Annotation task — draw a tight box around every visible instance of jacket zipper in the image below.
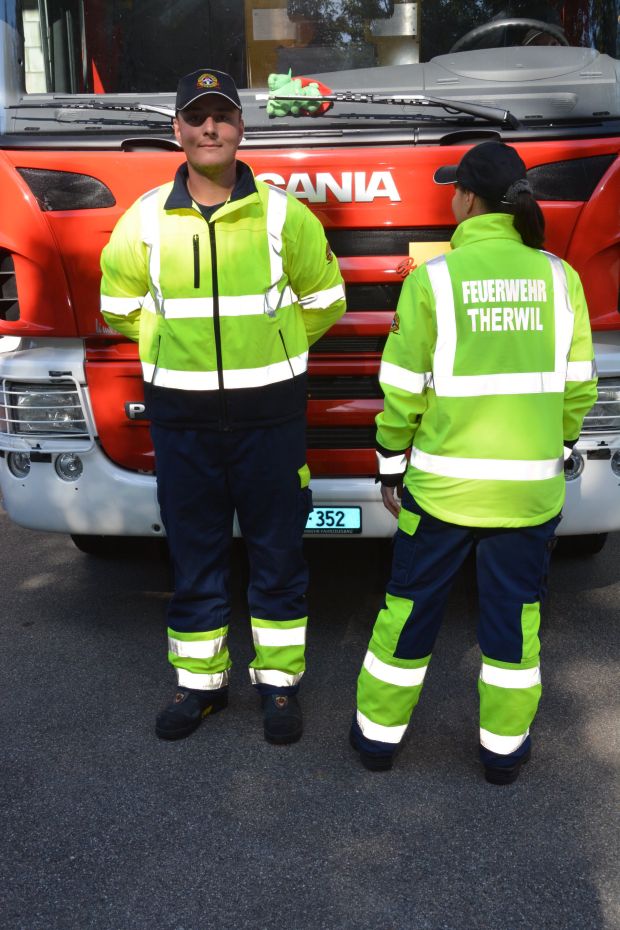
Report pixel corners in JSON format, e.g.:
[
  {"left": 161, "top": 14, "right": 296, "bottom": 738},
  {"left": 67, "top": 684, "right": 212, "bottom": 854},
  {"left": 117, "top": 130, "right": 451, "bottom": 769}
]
[
  {"left": 193, "top": 234, "right": 200, "bottom": 288},
  {"left": 207, "top": 222, "right": 229, "bottom": 428}
]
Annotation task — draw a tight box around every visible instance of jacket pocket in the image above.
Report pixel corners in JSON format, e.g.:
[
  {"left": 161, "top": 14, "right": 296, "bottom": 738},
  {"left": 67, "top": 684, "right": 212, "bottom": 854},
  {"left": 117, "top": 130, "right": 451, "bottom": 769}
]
[
  {"left": 298, "top": 463, "right": 311, "bottom": 489},
  {"left": 398, "top": 507, "right": 421, "bottom": 537}
]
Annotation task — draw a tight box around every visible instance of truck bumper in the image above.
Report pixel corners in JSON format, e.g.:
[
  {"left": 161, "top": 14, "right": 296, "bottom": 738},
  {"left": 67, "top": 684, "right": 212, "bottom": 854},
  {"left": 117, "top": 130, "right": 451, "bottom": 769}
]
[
  {"left": 0, "top": 441, "right": 163, "bottom": 536},
  {"left": 1, "top": 338, "right": 619, "bottom": 539},
  {"left": 0, "top": 441, "right": 396, "bottom": 537},
  {"left": 1, "top": 440, "right": 619, "bottom": 537}
]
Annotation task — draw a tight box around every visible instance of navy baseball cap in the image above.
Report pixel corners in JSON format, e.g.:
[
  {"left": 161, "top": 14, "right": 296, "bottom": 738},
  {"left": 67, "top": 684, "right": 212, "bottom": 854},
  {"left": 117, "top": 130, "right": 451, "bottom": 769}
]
[
  {"left": 175, "top": 69, "right": 241, "bottom": 112},
  {"left": 434, "top": 141, "right": 527, "bottom": 202}
]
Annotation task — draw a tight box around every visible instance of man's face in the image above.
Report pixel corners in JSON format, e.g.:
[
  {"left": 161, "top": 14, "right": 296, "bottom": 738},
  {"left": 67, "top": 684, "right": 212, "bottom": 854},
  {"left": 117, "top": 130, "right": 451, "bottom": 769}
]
[{"left": 173, "top": 96, "right": 244, "bottom": 176}]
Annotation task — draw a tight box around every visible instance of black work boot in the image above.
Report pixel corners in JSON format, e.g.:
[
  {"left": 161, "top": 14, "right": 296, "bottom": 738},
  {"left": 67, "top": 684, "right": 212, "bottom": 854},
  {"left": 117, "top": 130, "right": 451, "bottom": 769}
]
[
  {"left": 349, "top": 727, "right": 394, "bottom": 772},
  {"left": 261, "top": 693, "right": 303, "bottom": 745},
  {"left": 155, "top": 688, "right": 228, "bottom": 740},
  {"left": 484, "top": 745, "right": 531, "bottom": 785}
]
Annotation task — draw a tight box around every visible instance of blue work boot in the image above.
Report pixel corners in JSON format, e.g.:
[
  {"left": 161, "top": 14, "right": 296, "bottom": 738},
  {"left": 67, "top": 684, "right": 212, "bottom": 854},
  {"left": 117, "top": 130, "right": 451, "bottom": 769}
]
[
  {"left": 155, "top": 687, "right": 228, "bottom": 740},
  {"left": 261, "top": 693, "right": 303, "bottom": 744}
]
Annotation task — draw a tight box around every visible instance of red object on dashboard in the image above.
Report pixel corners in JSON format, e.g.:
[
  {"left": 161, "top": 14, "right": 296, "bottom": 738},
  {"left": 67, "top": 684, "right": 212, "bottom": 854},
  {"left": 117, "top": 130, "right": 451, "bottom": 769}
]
[{"left": 298, "top": 77, "right": 333, "bottom": 116}]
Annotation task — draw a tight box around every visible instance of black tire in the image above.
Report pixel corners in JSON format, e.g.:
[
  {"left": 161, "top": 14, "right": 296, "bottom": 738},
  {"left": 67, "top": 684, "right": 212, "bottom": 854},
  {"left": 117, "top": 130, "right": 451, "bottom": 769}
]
[
  {"left": 70, "top": 534, "right": 120, "bottom": 557},
  {"left": 70, "top": 534, "right": 169, "bottom": 559},
  {"left": 555, "top": 533, "right": 608, "bottom": 557}
]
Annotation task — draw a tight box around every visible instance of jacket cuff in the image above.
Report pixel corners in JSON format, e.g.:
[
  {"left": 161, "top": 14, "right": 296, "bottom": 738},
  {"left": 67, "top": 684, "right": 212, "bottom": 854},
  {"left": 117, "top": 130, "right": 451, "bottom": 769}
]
[
  {"left": 375, "top": 472, "right": 404, "bottom": 487},
  {"left": 563, "top": 438, "right": 577, "bottom": 461},
  {"left": 375, "top": 444, "right": 408, "bottom": 485}
]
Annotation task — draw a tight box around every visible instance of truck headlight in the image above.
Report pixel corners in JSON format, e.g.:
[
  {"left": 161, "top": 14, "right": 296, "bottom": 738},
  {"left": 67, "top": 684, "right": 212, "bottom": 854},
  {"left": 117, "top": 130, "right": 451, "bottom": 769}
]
[
  {"left": 583, "top": 379, "right": 620, "bottom": 432},
  {"left": 7, "top": 451, "right": 31, "bottom": 477},
  {"left": 55, "top": 452, "right": 83, "bottom": 481},
  {"left": 8, "top": 382, "right": 88, "bottom": 436},
  {"left": 564, "top": 448, "right": 584, "bottom": 481}
]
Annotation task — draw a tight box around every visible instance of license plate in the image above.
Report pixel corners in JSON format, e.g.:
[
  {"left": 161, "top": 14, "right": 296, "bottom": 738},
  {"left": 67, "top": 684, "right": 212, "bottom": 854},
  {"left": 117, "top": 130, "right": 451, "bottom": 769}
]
[{"left": 305, "top": 506, "right": 362, "bottom": 534}]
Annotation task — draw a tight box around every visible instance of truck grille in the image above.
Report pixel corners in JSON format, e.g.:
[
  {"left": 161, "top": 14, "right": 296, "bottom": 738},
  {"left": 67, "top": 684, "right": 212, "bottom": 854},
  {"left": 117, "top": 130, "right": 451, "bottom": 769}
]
[
  {"left": 308, "top": 375, "right": 381, "bottom": 399},
  {"left": 307, "top": 426, "right": 375, "bottom": 449},
  {"left": 344, "top": 283, "right": 402, "bottom": 312},
  {"left": 328, "top": 227, "right": 455, "bottom": 257},
  {"left": 312, "top": 335, "right": 387, "bottom": 353}
]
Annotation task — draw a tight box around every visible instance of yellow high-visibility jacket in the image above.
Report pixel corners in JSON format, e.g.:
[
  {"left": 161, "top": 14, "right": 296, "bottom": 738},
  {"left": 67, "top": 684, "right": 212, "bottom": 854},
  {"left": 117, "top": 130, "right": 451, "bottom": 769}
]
[
  {"left": 101, "top": 161, "right": 346, "bottom": 428},
  {"left": 377, "top": 213, "right": 597, "bottom": 527}
]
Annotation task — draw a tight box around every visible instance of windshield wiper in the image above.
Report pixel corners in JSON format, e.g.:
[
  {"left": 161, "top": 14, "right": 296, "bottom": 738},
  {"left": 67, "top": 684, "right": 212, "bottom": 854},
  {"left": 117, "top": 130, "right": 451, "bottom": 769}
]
[
  {"left": 12, "top": 101, "right": 174, "bottom": 120},
  {"left": 256, "top": 91, "right": 520, "bottom": 129}
]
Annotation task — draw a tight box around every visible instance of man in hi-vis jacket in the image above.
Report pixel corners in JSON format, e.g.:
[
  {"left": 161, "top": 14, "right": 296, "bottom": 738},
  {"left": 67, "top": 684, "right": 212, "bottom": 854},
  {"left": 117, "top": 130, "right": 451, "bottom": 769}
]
[
  {"left": 101, "top": 69, "right": 345, "bottom": 745},
  {"left": 350, "top": 142, "right": 597, "bottom": 783}
]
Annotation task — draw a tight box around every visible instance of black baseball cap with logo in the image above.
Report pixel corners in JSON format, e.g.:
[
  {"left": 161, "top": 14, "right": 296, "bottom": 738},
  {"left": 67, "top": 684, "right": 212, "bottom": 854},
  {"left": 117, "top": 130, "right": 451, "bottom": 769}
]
[
  {"left": 434, "top": 141, "right": 527, "bottom": 203},
  {"left": 175, "top": 69, "right": 242, "bottom": 112}
]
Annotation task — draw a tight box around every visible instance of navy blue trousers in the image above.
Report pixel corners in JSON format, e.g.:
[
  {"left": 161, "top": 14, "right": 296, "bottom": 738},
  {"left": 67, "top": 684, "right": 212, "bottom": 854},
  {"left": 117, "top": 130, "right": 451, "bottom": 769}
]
[
  {"left": 151, "top": 417, "right": 312, "bottom": 686},
  {"left": 355, "top": 487, "right": 560, "bottom": 766}
]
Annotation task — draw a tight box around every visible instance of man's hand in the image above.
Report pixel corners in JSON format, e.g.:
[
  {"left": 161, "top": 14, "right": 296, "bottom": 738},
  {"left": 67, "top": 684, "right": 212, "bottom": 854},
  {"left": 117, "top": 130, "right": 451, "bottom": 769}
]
[{"left": 381, "top": 482, "right": 403, "bottom": 518}]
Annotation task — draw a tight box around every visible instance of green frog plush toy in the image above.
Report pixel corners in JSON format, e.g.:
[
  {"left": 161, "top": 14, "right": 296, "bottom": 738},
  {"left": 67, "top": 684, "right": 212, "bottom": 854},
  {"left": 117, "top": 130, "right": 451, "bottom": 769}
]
[{"left": 266, "top": 70, "right": 325, "bottom": 117}]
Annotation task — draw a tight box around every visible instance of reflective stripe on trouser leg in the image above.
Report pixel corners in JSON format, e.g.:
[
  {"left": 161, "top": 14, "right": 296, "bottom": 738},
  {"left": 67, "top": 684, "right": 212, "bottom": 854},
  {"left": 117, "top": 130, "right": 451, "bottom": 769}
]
[
  {"left": 168, "top": 626, "right": 231, "bottom": 691},
  {"left": 235, "top": 420, "right": 310, "bottom": 631},
  {"left": 150, "top": 424, "right": 235, "bottom": 637},
  {"left": 355, "top": 492, "right": 472, "bottom": 756},
  {"left": 248, "top": 616, "right": 307, "bottom": 690},
  {"left": 355, "top": 592, "right": 431, "bottom": 752},
  {"left": 231, "top": 417, "right": 311, "bottom": 694},
  {"left": 478, "top": 649, "right": 541, "bottom": 757},
  {"left": 476, "top": 516, "right": 559, "bottom": 766}
]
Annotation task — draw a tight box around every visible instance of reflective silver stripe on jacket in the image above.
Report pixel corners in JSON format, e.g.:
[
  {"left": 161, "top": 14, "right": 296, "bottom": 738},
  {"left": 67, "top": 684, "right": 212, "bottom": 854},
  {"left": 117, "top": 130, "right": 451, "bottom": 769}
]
[
  {"left": 140, "top": 187, "right": 165, "bottom": 314},
  {"left": 425, "top": 253, "right": 575, "bottom": 397},
  {"left": 138, "top": 183, "right": 297, "bottom": 320},
  {"left": 263, "top": 184, "right": 298, "bottom": 315},
  {"left": 377, "top": 451, "right": 408, "bottom": 475},
  {"left": 267, "top": 184, "right": 288, "bottom": 284},
  {"left": 409, "top": 446, "right": 563, "bottom": 481},
  {"left": 546, "top": 250, "right": 576, "bottom": 379},
  {"left": 100, "top": 294, "right": 146, "bottom": 315},
  {"left": 379, "top": 360, "right": 430, "bottom": 395},
  {"left": 161, "top": 293, "right": 295, "bottom": 319},
  {"left": 566, "top": 359, "right": 597, "bottom": 381},
  {"left": 299, "top": 283, "right": 346, "bottom": 310},
  {"left": 479, "top": 727, "right": 529, "bottom": 755},
  {"left": 141, "top": 351, "right": 308, "bottom": 390}
]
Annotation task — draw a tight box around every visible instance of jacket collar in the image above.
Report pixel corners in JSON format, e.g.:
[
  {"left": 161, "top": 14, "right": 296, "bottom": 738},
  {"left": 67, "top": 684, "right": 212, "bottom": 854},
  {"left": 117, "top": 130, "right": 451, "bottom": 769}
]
[
  {"left": 451, "top": 212, "right": 524, "bottom": 250},
  {"left": 164, "top": 160, "right": 257, "bottom": 211}
]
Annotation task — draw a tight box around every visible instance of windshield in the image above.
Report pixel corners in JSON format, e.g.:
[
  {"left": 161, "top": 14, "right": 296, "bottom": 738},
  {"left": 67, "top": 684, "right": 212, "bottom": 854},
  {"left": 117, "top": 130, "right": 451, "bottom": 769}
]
[{"left": 19, "top": 0, "right": 620, "bottom": 95}]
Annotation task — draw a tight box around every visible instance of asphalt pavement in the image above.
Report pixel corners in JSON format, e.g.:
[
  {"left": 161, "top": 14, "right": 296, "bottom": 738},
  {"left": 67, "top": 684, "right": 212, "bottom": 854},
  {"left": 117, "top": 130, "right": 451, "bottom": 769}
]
[{"left": 0, "top": 509, "right": 618, "bottom": 930}]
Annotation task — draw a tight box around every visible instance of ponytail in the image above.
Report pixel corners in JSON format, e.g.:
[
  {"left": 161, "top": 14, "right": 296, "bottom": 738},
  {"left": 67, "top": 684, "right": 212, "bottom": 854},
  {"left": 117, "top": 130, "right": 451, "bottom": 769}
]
[
  {"left": 511, "top": 190, "right": 545, "bottom": 250},
  {"left": 480, "top": 189, "right": 545, "bottom": 249}
]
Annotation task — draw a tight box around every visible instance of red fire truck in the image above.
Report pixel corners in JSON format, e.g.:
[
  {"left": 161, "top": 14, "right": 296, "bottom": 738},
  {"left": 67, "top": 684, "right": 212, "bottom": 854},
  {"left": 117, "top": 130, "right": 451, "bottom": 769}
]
[{"left": 0, "top": 1, "right": 618, "bottom": 555}]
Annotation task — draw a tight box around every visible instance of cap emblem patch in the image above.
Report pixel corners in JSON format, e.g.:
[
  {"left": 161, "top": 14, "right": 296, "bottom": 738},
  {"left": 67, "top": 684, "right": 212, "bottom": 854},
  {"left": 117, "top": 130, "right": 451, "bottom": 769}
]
[{"left": 197, "top": 73, "right": 220, "bottom": 90}]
